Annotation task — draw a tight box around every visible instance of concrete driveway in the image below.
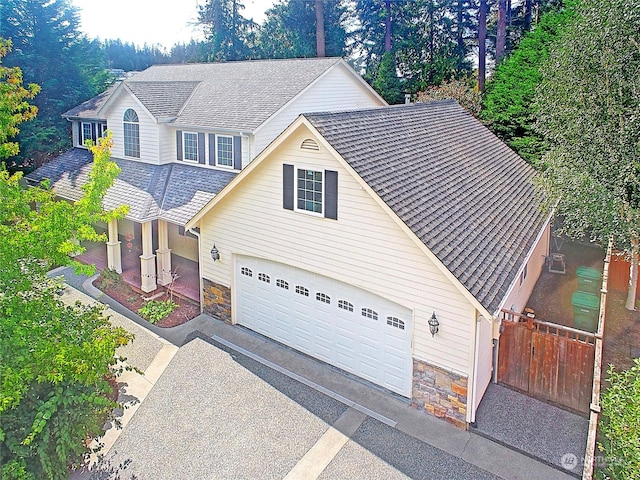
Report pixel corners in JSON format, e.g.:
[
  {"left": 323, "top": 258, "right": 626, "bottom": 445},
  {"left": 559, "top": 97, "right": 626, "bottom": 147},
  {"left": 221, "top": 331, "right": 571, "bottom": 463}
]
[
  {"left": 62, "top": 280, "right": 574, "bottom": 480},
  {"left": 79, "top": 338, "right": 500, "bottom": 480}
]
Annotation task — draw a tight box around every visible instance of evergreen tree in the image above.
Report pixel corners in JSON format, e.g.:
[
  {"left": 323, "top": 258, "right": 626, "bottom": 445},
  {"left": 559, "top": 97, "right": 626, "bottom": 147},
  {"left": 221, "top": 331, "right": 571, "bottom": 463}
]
[
  {"left": 372, "top": 51, "right": 403, "bottom": 104},
  {"left": 0, "top": 0, "right": 108, "bottom": 170},
  {"left": 481, "top": 5, "right": 572, "bottom": 166},
  {"left": 197, "top": 0, "right": 258, "bottom": 61},
  {"left": 257, "top": 0, "right": 348, "bottom": 59}
]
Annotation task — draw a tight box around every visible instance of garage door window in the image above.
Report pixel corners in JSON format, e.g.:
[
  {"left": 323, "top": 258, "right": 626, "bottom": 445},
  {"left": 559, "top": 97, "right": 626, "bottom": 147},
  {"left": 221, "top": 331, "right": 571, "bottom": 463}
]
[
  {"left": 241, "top": 267, "right": 252, "bottom": 277},
  {"left": 362, "top": 308, "right": 378, "bottom": 320},
  {"left": 258, "top": 273, "right": 270, "bottom": 283},
  {"left": 295, "top": 285, "right": 309, "bottom": 297},
  {"left": 276, "top": 279, "right": 289, "bottom": 289},
  {"left": 338, "top": 300, "right": 353, "bottom": 312},
  {"left": 386, "top": 316, "right": 405, "bottom": 330},
  {"left": 316, "top": 292, "right": 331, "bottom": 304}
]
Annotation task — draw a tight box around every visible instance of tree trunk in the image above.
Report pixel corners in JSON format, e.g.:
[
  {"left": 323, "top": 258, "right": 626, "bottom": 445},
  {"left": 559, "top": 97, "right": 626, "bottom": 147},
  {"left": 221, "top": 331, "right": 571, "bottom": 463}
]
[
  {"left": 496, "top": 0, "right": 507, "bottom": 63},
  {"left": 315, "top": 0, "right": 325, "bottom": 57},
  {"left": 524, "top": 0, "right": 532, "bottom": 30},
  {"left": 384, "top": 0, "right": 392, "bottom": 53},
  {"left": 478, "top": 0, "right": 487, "bottom": 91},
  {"left": 625, "top": 234, "right": 639, "bottom": 310}
]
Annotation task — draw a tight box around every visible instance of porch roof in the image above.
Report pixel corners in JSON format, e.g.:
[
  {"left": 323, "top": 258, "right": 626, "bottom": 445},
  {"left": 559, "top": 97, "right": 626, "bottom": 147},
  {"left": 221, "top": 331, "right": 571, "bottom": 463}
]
[{"left": 26, "top": 148, "right": 237, "bottom": 226}]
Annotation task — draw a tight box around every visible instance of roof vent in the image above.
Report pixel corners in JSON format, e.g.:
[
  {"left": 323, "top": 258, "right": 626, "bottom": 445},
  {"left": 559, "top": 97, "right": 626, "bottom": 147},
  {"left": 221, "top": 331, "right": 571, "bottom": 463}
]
[{"left": 300, "top": 138, "right": 320, "bottom": 151}]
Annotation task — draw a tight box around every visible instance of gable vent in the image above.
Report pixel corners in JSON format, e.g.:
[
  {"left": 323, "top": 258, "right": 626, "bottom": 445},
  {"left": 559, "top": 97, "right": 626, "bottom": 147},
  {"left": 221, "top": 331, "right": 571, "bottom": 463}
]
[{"left": 300, "top": 138, "right": 320, "bottom": 151}]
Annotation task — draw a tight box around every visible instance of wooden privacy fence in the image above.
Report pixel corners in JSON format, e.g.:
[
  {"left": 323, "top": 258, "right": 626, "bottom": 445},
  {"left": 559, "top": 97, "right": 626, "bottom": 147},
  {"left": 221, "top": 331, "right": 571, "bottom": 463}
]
[
  {"left": 497, "top": 312, "right": 595, "bottom": 414},
  {"left": 582, "top": 239, "right": 611, "bottom": 480}
]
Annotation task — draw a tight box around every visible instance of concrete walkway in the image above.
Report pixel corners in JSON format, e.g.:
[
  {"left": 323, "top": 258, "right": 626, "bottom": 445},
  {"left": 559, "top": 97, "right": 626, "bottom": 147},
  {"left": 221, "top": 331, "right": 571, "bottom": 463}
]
[{"left": 54, "top": 268, "right": 576, "bottom": 480}]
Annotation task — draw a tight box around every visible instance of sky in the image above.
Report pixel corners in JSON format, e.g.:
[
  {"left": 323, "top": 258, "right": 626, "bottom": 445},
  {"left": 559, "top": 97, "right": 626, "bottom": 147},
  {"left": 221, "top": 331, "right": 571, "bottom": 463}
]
[{"left": 72, "top": 0, "right": 276, "bottom": 50}]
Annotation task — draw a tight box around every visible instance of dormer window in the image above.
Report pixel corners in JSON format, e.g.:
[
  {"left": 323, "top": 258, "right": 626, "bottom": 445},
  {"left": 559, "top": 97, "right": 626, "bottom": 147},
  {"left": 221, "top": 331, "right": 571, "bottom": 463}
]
[
  {"left": 80, "top": 121, "right": 107, "bottom": 147},
  {"left": 182, "top": 132, "right": 199, "bottom": 162},
  {"left": 123, "top": 109, "right": 140, "bottom": 158},
  {"left": 216, "top": 135, "right": 234, "bottom": 167}
]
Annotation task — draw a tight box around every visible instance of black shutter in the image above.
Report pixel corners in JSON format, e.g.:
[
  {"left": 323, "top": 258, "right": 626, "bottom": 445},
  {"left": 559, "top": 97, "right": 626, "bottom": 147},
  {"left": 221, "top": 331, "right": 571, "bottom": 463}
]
[
  {"left": 283, "top": 164, "right": 294, "bottom": 211},
  {"left": 198, "top": 132, "right": 206, "bottom": 164},
  {"left": 176, "top": 130, "right": 183, "bottom": 161},
  {"left": 324, "top": 170, "right": 338, "bottom": 220},
  {"left": 208, "top": 134, "right": 215, "bottom": 165},
  {"left": 91, "top": 123, "right": 97, "bottom": 142},
  {"left": 233, "top": 135, "right": 242, "bottom": 170}
]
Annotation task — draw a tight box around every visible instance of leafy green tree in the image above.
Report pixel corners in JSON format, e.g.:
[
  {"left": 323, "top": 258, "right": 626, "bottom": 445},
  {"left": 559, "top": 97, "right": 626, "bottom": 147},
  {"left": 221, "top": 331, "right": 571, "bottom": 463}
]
[
  {"left": 0, "top": 38, "right": 39, "bottom": 160},
  {"left": 0, "top": 134, "right": 132, "bottom": 479},
  {"left": 417, "top": 76, "right": 481, "bottom": 116},
  {"left": 598, "top": 360, "right": 640, "bottom": 479},
  {"left": 481, "top": 5, "right": 572, "bottom": 166},
  {"left": 0, "top": 0, "right": 109, "bottom": 170},
  {"left": 534, "top": 0, "right": 640, "bottom": 309},
  {"left": 257, "top": 0, "right": 348, "bottom": 59}
]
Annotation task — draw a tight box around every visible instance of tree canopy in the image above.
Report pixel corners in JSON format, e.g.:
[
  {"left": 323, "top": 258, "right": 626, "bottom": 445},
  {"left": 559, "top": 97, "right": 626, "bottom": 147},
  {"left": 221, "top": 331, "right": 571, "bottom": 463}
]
[
  {"left": 0, "top": 38, "right": 39, "bottom": 160},
  {"left": 0, "top": 133, "right": 131, "bottom": 479},
  {"left": 534, "top": 0, "right": 640, "bottom": 308},
  {"left": 481, "top": 4, "right": 572, "bottom": 166}
]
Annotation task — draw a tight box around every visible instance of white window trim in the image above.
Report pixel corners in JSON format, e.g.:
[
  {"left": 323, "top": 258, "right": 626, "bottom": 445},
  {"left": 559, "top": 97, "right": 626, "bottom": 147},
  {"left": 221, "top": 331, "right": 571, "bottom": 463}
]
[
  {"left": 123, "top": 110, "right": 140, "bottom": 158},
  {"left": 182, "top": 131, "right": 199, "bottom": 163},
  {"left": 81, "top": 122, "right": 92, "bottom": 146},
  {"left": 294, "top": 167, "right": 324, "bottom": 217},
  {"left": 215, "top": 134, "right": 234, "bottom": 168}
]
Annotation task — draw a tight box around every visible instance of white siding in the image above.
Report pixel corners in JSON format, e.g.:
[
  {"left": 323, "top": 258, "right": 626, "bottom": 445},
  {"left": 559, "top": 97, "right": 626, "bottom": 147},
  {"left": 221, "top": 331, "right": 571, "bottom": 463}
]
[
  {"left": 471, "top": 315, "right": 493, "bottom": 421},
  {"left": 252, "top": 63, "right": 385, "bottom": 162},
  {"left": 500, "top": 222, "right": 550, "bottom": 317},
  {"left": 199, "top": 125, "right": 476, "bottom": 375},
  {"left": 106, "top": 93, "right": 160, "bottom": 163}
]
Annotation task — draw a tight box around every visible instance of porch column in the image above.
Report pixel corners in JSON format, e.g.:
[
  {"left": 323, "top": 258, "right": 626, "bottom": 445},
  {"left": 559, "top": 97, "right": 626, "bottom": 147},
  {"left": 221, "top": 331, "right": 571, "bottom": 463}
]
[
  {"left": 156, "top": 220, "right": 172, "bottom": 286},
  {"left": 106, "top": 218, "right": 122, "bottom": 273},
  {"left": 139, "top": 221, "right": 157, "bottom": 292}
]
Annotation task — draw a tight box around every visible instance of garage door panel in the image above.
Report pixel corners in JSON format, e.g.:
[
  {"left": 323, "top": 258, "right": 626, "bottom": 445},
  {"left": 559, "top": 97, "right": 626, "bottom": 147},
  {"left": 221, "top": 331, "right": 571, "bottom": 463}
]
[{"left": 235, "top": 256, "right": 413, "bottom": 397}]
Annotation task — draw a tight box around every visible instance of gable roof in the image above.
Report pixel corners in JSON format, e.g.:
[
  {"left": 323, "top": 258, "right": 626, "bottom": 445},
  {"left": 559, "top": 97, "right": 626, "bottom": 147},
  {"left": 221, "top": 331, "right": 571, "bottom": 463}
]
[
  {"left": 63, "top": 58, "right": 375, "bottom": 131},
  {"left": 63, "top": 84, "right": 119, "bottom": 119},
  {"left": 304, "top": 101, "right": 548, "bottom": 314},
  {"left": 26, "top": 149, "right": 237, "bottom": 226},
  {"left": 125, "top": 81, "right": 201, "bottom": 118}
]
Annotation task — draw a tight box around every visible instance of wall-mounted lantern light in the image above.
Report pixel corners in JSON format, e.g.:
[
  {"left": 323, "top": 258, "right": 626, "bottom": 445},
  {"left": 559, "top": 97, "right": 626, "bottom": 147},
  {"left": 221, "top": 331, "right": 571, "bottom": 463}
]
[
  {"left": 428, "top": 311, "right": 439, "bottom": 337},
  {"left": 210, "top": 244, "right": 220, "bottom": 262}
]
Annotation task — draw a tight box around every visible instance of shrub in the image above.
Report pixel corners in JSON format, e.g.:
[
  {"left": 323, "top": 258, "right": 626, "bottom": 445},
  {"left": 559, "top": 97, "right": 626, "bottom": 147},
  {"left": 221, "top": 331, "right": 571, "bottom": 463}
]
[
  {"left": 137, "top": 299, "right": 177, "bottom": 324},
  {"left": 597, "top": 358, "right": 640, "bottom": 479}
]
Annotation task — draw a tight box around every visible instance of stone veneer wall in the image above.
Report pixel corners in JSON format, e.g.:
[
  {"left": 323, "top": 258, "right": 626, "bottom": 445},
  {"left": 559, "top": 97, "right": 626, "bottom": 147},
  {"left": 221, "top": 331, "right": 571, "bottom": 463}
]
[
  {"left": 202, "top": 278, "right": 232, "bottom": 324},
  {"left": 412, "top": 358, "right": 468, "bottom": 429}
]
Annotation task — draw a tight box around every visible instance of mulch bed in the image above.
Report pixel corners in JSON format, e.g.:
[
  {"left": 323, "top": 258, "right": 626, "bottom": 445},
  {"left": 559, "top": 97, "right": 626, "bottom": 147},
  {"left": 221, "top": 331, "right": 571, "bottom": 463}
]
[{"left": 93, "top": 273, "right": 199, "bottom": 328}]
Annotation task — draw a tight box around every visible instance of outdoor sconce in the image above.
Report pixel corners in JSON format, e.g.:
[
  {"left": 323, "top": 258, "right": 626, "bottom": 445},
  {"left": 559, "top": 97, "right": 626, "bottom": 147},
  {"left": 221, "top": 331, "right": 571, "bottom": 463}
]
[
  {"left": 428, "top": 312, "right": 439, "bottom": 337},
  {"left": 210, "top": 244, "right": 220, "bottom": 262}
]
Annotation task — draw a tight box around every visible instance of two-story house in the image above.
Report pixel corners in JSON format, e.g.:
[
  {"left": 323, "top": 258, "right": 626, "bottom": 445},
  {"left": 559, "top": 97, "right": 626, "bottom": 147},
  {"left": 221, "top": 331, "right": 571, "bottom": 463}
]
[{"left": 27, "top": 58, "right": 386, "bottom": 296}]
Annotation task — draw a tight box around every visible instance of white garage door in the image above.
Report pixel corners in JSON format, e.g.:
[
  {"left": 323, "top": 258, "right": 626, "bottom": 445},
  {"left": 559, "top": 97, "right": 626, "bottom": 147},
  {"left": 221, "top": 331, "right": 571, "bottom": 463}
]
[{"left": 235, "top": 256, "right": 413, "bottom": 396}]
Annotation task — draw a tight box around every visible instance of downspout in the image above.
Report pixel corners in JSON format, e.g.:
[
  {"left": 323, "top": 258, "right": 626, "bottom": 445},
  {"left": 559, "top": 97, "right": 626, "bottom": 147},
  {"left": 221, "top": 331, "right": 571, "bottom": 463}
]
[{"left": 187, "top": 226, "right": 205, "bottom": 312}]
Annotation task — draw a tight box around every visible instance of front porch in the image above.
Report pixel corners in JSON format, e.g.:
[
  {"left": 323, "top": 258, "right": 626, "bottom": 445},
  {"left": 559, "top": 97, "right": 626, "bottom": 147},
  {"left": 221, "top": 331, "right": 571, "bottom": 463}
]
[{"left": 75, "top": 240, "right": 200, "bottom": 304}]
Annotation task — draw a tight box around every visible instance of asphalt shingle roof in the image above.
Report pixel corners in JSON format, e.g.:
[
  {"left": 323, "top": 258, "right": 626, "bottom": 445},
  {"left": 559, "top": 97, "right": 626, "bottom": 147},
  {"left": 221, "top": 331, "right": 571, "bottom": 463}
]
[
  {"left": 305, "top": 101, "right": 548, "bottom": 314},
  {"left": 125, "top": 81, "right": 201, "bottom": 118},
  {"left": 63, "top": 84, "right": 118, "bottom": 119},
  {"left": 64, "top": 58, "right": 343, "bottom": 130},
  {"left": 26, "top": 149, "right": 237, "bottom": 226}
]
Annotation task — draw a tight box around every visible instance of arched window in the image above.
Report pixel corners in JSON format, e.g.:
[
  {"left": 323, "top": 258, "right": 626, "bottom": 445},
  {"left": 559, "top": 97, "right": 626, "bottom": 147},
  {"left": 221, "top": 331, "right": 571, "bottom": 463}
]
[{"left": 123, "top": 109, "right": 140, "bottom": 158}]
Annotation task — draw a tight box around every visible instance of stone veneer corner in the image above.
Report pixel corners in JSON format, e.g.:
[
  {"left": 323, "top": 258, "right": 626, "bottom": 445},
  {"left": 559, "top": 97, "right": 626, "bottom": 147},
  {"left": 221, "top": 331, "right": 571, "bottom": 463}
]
[
  {"left": 412, "top": 358, "right": 468, "bottom": 429},
  {"left": 202, "top": 278, "right": 232, "bottom": 324}
]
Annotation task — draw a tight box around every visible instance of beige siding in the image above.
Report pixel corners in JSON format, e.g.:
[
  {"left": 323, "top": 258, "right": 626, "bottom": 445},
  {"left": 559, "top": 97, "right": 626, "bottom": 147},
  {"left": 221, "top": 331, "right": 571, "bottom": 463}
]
[
  {"left": 168, "top": 223, "right": 198, "bottom": 261},
  {"left": 500, "top": 222, "right": 550, "bottom": 317},
  {"left": 252, "top": 64, "right": 385, "bottom": 161},
  {"left": 107, "top": 93, "right": 160, "bottom": 163},
  {"left": 199, "top": 125, "right": 475, "bottom": 375}
]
